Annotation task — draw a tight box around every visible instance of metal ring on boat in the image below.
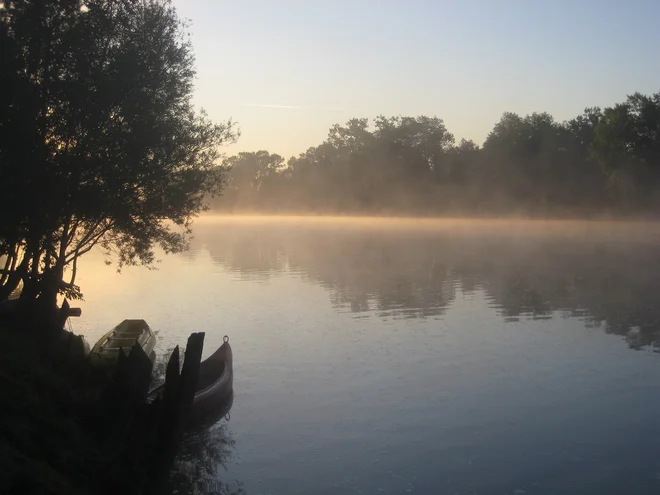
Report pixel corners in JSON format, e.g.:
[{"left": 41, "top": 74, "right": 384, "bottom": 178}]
[
  {"left": 223, "top": 335, "right": 229, "bottom": 343},
  {"left": 225, "top": 412, "right": 231, "bottom": 421}
]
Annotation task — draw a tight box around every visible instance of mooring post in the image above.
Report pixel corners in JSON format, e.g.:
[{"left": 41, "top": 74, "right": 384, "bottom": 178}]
[
  {"left": 56, "top": 299, "right": 70, "bottom": 329},
  {"left": 147, "top": 333, "right": 205, "bottom": 495},
  {"left": 179, "top": 332, "right": 205, "bottom": 424}
]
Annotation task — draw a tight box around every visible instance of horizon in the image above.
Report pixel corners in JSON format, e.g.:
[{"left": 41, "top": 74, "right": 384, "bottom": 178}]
[{"left": 173, "top": 0, "right": 660, "bottom": 159}]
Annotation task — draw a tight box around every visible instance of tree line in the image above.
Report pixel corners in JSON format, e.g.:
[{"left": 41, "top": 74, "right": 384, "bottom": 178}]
[{"left": 212, "top": 92, "right": 660, "bottom": 217}]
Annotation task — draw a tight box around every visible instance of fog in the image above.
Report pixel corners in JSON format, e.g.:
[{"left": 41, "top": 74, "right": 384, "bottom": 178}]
[
  {"left": 3, "top": 3, "right": 658, "bottom": 494},
  {"left": 208, "top": 95, "right": 660, "bottom": 219},
  {"left": 190, "top": 215, "right": 660, "bottom": 353},
  {"left": 198, "top": 213, "right": 660, "bottom": 241}
]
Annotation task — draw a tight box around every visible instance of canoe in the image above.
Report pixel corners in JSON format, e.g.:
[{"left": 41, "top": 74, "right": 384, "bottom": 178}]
[
  {"left": 191, "top": 336, "right": 233, "bottom": 421},
  {"left": 89, "top": 319, "right": 157, "bottom": 368},
  {"left": 188, "top": 390, "right": 234, "bottom": 433},
  {"left": 148, "top": 335, "right": 233, "bottom": 423}
]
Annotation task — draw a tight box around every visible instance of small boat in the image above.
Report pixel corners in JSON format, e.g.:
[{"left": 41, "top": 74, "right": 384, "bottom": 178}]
[
  {"left": 89, "top": 319, "right": 157, "bottom": 368},
  {"left": 148, "top": 336, "right": 233, "bottom": 423},
  {"left": 191, "top": 336, "right": 233, "bottom": 421},
  {"left": 188, "top": 391, "right": 234, "bottom": 433}
]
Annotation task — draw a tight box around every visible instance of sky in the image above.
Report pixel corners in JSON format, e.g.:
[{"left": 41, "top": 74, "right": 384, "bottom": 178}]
[{"left": 173, "top": 0, "right": 660, "bottom": 160}]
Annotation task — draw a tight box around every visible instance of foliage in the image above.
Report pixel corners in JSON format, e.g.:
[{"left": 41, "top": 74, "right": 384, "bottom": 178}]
[
  {"left": 211, "top": 91, "right": 660, "bottom": 216},
  {"left": 0, "top": 0, "right": 238, "bottom": 306},
  {"left": 220, "top": 151, "right": 285, "bottom": 210}
]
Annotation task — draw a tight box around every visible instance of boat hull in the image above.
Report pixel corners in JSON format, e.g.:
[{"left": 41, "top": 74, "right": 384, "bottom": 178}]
[
  {"left": 190, "top": 340, "right": 233, "bottom": 422},
  {"left": 147, "top": 338, "right": 234, "bottom": 424},
  {"left": 89, "top": 319, "right": 156, "bottom": 369}
]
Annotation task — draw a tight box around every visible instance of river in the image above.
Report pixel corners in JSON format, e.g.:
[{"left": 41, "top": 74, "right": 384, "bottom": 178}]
[{"left": 74, "top": 216, "right": 660, "bottom": 495}]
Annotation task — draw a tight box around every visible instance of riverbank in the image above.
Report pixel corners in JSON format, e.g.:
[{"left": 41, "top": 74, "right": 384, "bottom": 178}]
[
  {"left": 0, "top": 316, "right": 182, "bottom": 495},
  {"left": 0, "top": 320, "right": 108, "bottom": 494}
]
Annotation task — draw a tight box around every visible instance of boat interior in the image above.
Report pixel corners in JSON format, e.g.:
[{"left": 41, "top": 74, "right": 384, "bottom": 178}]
[
  {"left": 102, "top": 320, "right": 150, "bottom": 348},
  {"left": 104, "top": 337, "right": 142, "bottom": 349},
  {"left": 196, "top": 359, "right": 227, "bottom": 391}
]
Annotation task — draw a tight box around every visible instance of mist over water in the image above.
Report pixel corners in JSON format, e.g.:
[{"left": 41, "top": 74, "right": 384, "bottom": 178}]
[
  {"left": 5, "top": 1, "right": 660, "bottom": 492},
  {"left": 189, "top": 215, "right": 660, "bottom": 348},
  {"left": 75, "top": 216, "right": 660, "bottom": 494}
]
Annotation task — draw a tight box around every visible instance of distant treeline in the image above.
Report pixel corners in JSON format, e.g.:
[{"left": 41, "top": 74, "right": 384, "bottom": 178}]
[{"left": 210, "top": 91, "right": 660, "bottom": 216}]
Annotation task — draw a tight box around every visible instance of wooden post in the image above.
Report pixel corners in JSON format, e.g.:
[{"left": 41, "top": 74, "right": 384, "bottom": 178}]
[
  {"left": 163, "top": 345, "right": 181, "bottom": 404},
  {"left": 99, "top": 344, "right": 153, "bottom": 442},
  {"left": 146, "top": 333, "right": 205, "bottom": 495},
  {"left": 88, "top": 332, "right": 210, "bottom": 495},
  {"left": 56, "top": 299, "right": 70, "bottom": 329},
  {"left": 93, "top": 343, "right": 154, "bottom": 495},
  {"left": 179, "top": 332, "right": 205, "bottom": 425}
]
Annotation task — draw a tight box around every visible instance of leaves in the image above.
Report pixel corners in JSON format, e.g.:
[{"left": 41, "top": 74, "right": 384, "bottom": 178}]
[{"left": 0, "top": 0, "right": 238, "bottom": 303}]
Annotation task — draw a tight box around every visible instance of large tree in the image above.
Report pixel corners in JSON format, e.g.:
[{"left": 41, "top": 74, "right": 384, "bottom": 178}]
[
  {"left": 0, "top": 0, "right": 238, "bottom": 309},
  {"left": 218, "top": 151, "right": 285, "bottom": 209},
  {"left": 591, "top": 93, "right": 660, "bottom": 207}
]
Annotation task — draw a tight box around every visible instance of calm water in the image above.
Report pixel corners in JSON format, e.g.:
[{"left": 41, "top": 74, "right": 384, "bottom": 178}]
[{"left": 74, "top": 217, "right": 660, "bottom": 495}]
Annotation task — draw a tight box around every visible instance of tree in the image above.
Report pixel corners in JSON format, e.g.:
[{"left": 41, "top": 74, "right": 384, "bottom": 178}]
[
  {"left": 566, "top": 107, "right": 602, "bottom": 149},
  {"left": 482, "top": 112, "right": 583, "bottom": 209},
  {"left": 591, "top": 93, "right": 660, "bottom": 207},
  {"left": 0, "top": 0, "right": 238, "bottom": 310},
  {"left": 218, "top": 151, "right": 285, "bottom": 209},
  {"left": 208, "top": 91, "right": 660, "bottom": 217}
]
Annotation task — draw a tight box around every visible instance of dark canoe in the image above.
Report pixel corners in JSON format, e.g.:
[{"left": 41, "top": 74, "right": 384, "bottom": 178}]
[
  {"left": 191, "top": 336, "right": 233, "bottom": 421},
  {"left": 148, "top": 336, "right": 233, "bottom": 423},
  {"left": 189, "top": 390, "right": 234, "bottom": 432}
]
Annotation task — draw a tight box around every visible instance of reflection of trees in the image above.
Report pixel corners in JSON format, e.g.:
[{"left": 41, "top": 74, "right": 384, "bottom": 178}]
[
  {"left": 190, "top": 227, "right": 287, "bottom": 280},
  {"left": 471, "top": 239, "right": 660, "bottom": 351},
  {"left": 195, "top": 224, "right": 460, "bottom": 317},
  {"left": 167, "top": 418, "right": 244, "bottom": 495},
  {"left": 286, "top": 232, "right": 459, "bottom": 318},
  {"left": 152, "top": 352, "right": 241, "bottom": 495},
  {"left": 191, "top": 221, "right": 660, "bottom": 352}
]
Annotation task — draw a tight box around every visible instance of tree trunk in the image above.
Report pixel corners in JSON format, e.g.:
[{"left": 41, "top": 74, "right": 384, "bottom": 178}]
[
  {"left": 0, "top": 245, "right": 19, "bottom": 286},
  {"left": 19, "top": 241, "right": 43, "bottom": 303},
  {"left": 70, "top": 252, "right": 79, "bottom": 287},
  {"left": 36, "top": 227, "right": 70, "bottom": 313},
  {"left": 0, "top": 253, "right": 27, "bottom": 302},
  {"left": 38, "top": 259, "right": 64, "bottom": 314}
]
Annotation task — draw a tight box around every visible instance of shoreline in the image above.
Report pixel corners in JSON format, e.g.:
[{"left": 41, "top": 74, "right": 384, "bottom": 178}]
[
  {"left": 198, "top": 211, "right": 660, "bottom": 225},
  {"left": 0, "top": 315, "right": 201, "bottom": 495}
]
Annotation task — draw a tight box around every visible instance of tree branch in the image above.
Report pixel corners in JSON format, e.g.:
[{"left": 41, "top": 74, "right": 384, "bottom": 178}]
[
  {"left": 66, "top": 224, "right": 113, "bottom": 263},
  {"left": 64, "top": 219, "right": 106, "bottom": 261},
  {"left": 0, "top": 247, "right": 16, "bottom": 286}
]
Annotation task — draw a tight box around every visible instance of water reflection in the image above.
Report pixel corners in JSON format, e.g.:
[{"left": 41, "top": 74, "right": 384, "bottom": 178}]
[
  {"left": 167, "top": 405, "right": 244, "bottom": 495},
  {"left": 189, "top": 219, "right": 660, "bottom": 352},
  {"left": 199, "top": 228, "right": 288, "bottom": 281},
  {"left": 152, "top": 353, "right": 240, "bottom": 495}
]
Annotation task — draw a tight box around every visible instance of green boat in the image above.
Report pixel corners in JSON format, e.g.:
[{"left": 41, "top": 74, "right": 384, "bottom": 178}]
[{"left": 89, "top": 319, "right": 157, "bottom": 368}]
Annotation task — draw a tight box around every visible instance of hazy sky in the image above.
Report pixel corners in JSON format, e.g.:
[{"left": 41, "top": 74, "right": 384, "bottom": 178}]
[{"left": 173, "top": 0, "right": 660, "bottom": 159}]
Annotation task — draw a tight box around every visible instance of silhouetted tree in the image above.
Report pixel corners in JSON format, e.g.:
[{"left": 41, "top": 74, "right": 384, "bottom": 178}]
[
  {"left": 0, "top": 0, "right": 238, "bottom": 309},
  {"left": 592, "top": 92, "right": 660, "bottom": 208},
  {"left": 218, "top": 151, "right": 284, "bottom": 210}
]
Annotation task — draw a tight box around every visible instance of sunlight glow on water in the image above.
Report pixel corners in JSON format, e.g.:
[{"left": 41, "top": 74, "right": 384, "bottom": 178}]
[{"left": 73, "top": 217, "right": 660, "bottom": 495}]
